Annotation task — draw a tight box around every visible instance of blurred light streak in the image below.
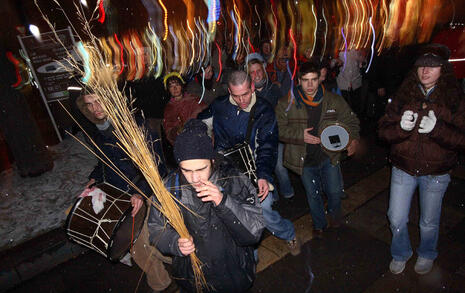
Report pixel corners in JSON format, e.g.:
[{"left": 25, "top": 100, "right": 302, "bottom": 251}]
[
  {"left": 131, "top": 32, "right": 146, "bottom": 80},
  {"left": 5, "top": 51, "right": 22, "bottom": 88},
  {"left": 268, "top": 2, "right": 278, "bottom": 63},
  {"left": 355, "top": 0, "right": 366, "bottom": 49},
  {"left": 248, "top": 37, "right": 255, "bottom": 53},
  {"left": 289, "top": 28, "right": 297, "bottom": 80},
  {"left": 365, "top": 17, "right": 375, "bottom": 73},
  {"left": 200, "top": 20, "right": 210, "bottom": 67},
  {"left": 341, "top": 0, "right": 350, "bottom": 51},
  {"left": 310, "top": 4, "right": 317, "bottom": 57},
  {"left": 377, "top": 0, "right": 389, "bottom": 54},
  {"left": 187, "top": 20, "right": 196, "bottom": 67},
  {"left": 214, "top": 41, "right": 223, "bottom": 82},
  {"left": 194, "top": 18, "right": 203, "bottom": 65},
  {"left": 147, "top": 23, "right": 163, "bottom": 78},
  {"left": 230, "top": 9, "right": 239, "bottom": 60},
  {"left": 158, "top": 0, "right": 168, "bottom": 41},
  {"left": 207, "top": 0, "right": 221, "bottom": 23},
  {"left": 199, "top": 66, "right": 206, "bottom": 104},
  {"left": 321, "top": 7, "right": 328, "bottom": 58},
  {"left": 177, "top": 24, "right": 190, "bottom": 75},
  {"left": 169, "top": 25, "right": 179, "bottom": 71},
  {"left": 362, "top": 0, "right": 374, "bottom": 49},
  {"left": 113, "top": 34, "right": 125, "bottom": 76},
  {"left": 106, "top": 36, "right": 121, "bottom": 73},
  {"left": 99, "top": 37, "right": 113, "bottom": 70},
  {"left": 285, "top": 61, "right": 294, "bottom": 112},
  {"left": 341, "top": 27, "right": 348, "bottom": 73},
  {"left": 417, "top": 0, "right": 442, "bottom": 43},
  {"left": 97, "top": 0, "right": 105, "bottom": 23},
  {"left": 182, "top": 0, "right": 195, "bottom": 30},
  {"left": 77, "top": 41, "right": 91, "bottom": 83},
  {"left": 123, "top": 34, "right": 137, "bottom": 81},
  {"left": 233, "top": 1, "right": 242, "bottom": 62}
]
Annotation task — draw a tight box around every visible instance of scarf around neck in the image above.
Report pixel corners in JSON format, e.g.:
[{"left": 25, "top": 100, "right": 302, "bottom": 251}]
[{"left": 294, "top": 84, "right": 325, "bottom": 108}]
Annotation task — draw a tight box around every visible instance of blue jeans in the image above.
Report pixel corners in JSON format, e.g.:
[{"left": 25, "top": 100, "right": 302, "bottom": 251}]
[
  {"left": 261, "top": 191, "right": 296, "bottom": 241},
  {"left": 388, "top": 167, "right": 450, "bottom": 261},
  {"left": 301, "top": 158, "right": 343, "bottom": 230},
  {"left": 275, "top": 143, "right": 295, "bottom": 198}
]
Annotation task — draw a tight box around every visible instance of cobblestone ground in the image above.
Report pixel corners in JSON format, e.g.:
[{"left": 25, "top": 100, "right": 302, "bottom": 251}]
[{"left": 0, "top": 134, "right": 96, "bottom": 250}]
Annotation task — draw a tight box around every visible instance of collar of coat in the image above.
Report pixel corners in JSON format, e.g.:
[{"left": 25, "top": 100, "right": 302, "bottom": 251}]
[{"left": 229, "top": 91, "right": 257, "bottom": 112}]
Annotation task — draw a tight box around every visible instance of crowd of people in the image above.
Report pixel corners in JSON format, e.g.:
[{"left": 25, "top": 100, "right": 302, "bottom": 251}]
[{"left": 70, "top": 41, "right": 465, "bottom": 292}]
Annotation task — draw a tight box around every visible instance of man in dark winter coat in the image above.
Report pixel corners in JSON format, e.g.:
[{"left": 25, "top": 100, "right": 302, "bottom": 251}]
[
  {"left": 198, "top": 70, "right": 301, "bottom": 256},
  {"left": 147, "top": 119, "right": 265, "bottom": 292},
  {"left": 71, "top": 87, "right": 172, "bottom": 292}
]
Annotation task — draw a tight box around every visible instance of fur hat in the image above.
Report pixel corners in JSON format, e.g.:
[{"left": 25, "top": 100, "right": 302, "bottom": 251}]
[
  {"left": 173, "top": 119, "right": 215, "bottom": 163},
  {"left": 414, "top": 43, "right": 451, "bottom": 67}
]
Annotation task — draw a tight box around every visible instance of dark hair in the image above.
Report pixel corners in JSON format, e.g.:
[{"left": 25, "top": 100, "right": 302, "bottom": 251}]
[
  {"left": 166, "top": 75, "right": 183, "bottom": 87},
  {"left": 298, "top": 61, "right": 321, "bottom": 79},
  {"left": 393, "top": 62, "right": 463, "bottom": 112}
]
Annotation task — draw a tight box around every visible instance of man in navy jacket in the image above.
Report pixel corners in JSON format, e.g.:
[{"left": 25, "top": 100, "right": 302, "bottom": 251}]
[{"left": 198, "top": 70, "right": 300, "bottom": 256}]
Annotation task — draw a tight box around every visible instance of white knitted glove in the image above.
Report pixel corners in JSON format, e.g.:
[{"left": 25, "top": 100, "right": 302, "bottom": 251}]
[
  {"left": 418, "top": 110, "right": 437, "bottom": 134},
  {"left": 400, "top": 110, "right": 418, "bottom": 131}
]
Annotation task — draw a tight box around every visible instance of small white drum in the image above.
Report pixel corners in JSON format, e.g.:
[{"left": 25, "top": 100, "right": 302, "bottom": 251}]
[{"left": 320, "top": 123, "right": 350, "bottom": 152}]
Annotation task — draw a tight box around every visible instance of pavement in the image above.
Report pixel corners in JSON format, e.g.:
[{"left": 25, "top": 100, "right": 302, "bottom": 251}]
[{"left": 1, "top": 124, "right": 465, "bottom": 293}]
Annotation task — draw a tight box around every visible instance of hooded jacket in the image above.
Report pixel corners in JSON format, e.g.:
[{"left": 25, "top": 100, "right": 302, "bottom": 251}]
[{"left": 147, "top": 157, "right": 265, "bottom": 292}]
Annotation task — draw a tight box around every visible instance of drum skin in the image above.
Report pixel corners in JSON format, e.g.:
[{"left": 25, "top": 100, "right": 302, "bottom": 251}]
[
  {"left": 66, "top": 182, "right": 147, "bottom": 262},
  {"left": 319, "top": 123, "right": 350, "bottom": 152}
]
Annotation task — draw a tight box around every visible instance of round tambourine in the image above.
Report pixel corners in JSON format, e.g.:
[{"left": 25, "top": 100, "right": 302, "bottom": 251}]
[{"left": 319, "top": 123, "right": 350, "bottom": 152}]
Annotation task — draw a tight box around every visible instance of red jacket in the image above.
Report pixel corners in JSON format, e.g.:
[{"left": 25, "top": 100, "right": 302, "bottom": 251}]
[{"left": 163, "top": 93, "right": 207, "bottom": 145}]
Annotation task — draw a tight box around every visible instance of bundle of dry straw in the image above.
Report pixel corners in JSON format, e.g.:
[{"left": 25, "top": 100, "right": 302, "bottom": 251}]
[
  {"left": 85, "top": 51, "right": 207, "bottom": 292},
  {"left": 34, "top": 1, "right": 207, "bottom": 291}
]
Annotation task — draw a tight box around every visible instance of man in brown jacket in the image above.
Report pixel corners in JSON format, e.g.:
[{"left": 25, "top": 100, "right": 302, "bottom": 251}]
[{"left": 276, "top": 62, "right": 360, "bottom": 238}]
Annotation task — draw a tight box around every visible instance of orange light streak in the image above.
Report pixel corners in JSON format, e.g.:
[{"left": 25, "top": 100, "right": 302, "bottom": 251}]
[{"left": 158, "top": 0, "right": 169, "bottom": 41}]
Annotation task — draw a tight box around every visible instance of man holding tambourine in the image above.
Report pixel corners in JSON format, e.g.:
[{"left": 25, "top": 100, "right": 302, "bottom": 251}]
[{"left": 276, "top": 62, "right": 360, "bottom": 238}]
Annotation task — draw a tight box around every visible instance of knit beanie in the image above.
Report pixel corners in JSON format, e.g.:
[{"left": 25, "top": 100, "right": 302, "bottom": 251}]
[{"left": 173, "top": 119, "right": 215, "bottom": 163}]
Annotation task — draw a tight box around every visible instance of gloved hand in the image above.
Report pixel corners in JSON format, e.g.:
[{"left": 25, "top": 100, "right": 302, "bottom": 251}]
[
  {"left": 400, "top": 110, "right": 418, "bottom": 131},
  {"left": 418, "top": 110, "right": 437, "bottom": 134}
]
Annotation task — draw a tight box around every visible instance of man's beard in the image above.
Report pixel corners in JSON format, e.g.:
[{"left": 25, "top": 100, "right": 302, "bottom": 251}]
[{"left": 254, "top": 78, "right": 266, "bottom": 89}]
